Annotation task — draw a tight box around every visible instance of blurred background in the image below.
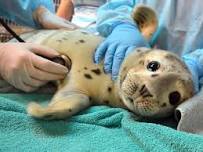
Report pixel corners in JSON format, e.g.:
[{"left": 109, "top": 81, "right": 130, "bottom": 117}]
[{"left": 0, "top": 0, "right": 61, "bottom": 42}]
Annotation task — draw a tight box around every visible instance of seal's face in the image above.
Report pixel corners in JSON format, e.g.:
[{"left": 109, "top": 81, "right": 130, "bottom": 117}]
[{"left": 118, "top": 48, "right": 195, "bottom": 118}]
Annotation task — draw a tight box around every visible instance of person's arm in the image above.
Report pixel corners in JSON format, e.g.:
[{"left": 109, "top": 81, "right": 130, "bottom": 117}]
[
  {"left": 33, "top": 6, "right": 78, "bottom": 30},
  {"left": 56, "top": 0, "right": 74, "bottom": 21},
  {"left": 182, "top": 49, "right": 203, "bottom": 93},
  {"left": 0, "top": 0, "right": 54, "bottom": 28},
  {"left": 0, "top": 1, "right": 78, "bottom": 30}
]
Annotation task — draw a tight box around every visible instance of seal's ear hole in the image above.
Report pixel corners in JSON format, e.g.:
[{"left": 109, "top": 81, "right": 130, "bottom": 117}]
[
  {"left": 147, "top": 61, "right": 160, "bottom": 72},
  {"left": 168, "top": 91, "right": 181, "bottom": 105}
]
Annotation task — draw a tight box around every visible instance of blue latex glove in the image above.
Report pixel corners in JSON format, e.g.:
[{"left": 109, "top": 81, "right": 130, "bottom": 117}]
[
  {"left": 182, "top": 54, "right": 200, "bottom": 93},
  {"left": 94, "top": 23, "right": 149, "bottom": 79}
]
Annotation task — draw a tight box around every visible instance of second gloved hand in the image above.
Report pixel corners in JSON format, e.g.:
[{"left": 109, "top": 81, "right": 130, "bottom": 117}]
[
  {"left": 0, "top": 43, "right": 69, "bottom": 92},
  {"left": 94, "top": 23, "right": 149, "bottom": 79},
  {"left": 182, "top": 49, "right": 203, "bottom": 93}
]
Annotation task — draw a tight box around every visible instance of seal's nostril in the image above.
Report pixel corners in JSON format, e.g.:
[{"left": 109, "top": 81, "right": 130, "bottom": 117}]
[
  {"left": 128, "top": 97, "right": 134, "bottom": 103},
  {"left": 168, "top": 91, "right": 181, "bottom": 105}
]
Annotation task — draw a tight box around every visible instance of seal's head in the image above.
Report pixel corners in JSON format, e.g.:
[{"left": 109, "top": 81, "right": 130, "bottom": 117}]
[{"left": 118, "top": 48, "right": 195, "bottom": 118}]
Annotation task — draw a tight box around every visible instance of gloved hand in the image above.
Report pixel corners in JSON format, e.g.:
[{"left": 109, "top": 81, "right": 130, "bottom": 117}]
[
  {"left": 0, "top": 75, "right": 15, "bottom": 92},
  {"left": 33, "top": 6, "right": 79, "bottom": 30},
  {"left": 182, "top": 54, "right": 200, "bottom": 93},
  {"left": 0, "top": 43, "right": 69, "bottom": 92},
  {"left": 94, "top": 23, "right": 149, "bottom": 79}
]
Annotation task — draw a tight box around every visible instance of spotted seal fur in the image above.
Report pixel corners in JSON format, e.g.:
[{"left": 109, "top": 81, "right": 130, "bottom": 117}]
[{"left": 15, "top": 5, "right": 194, "bottom": 119}]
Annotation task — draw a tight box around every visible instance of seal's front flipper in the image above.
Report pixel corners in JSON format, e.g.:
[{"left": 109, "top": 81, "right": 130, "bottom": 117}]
[{"left": 27, "top": 90, "right": 91, "bottom": 120}]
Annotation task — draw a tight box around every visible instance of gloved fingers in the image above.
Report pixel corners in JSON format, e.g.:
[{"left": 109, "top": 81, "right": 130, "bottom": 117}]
[
  {"left": 11, "top": 73, "right": 37, "bottom": 92},
  {"left": 31, "top": 54, "right": 68, "bottom": 75},
  {"left": 103, "top": 43, "right": 118, "bottom": 74},
  {"left": 0, "top": 79, "right": 14, "bottom": 92},
  {"left": 29, "top": 67, "right": 66, "bottom": 81},
  {"left": 125, "top": 46, "right": 136, "bottom": 57},
  {"left": 28, "top": 43, "right": 60, "bottom": 58},
  {"left": 0, "top": 78, "right": 11, "bottom": 88},
  {"left": 111, "top": 45, "right": 128, "bottom": 79},
  {"left": 0, "top": 85, "right": 15, "bottom": 92},
  {"left": 20, "top": 83, "right": 38, "bottom": 92},
  {"left": 23, "top": 61, "right": 47, "bottom": 87},
  {"left": 94, "top": 40, "right": 108, "bottom": 63},
  {"left": 24, "top": 79, "right": 47, "bottom": 88}
]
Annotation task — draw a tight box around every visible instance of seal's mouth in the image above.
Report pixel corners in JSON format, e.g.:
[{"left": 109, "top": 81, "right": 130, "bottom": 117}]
[
  {"left": 122, "top": 93, "right": 159, "bottom": 117},
  {"left": 133, "top": 97, "right": 160, "bottom": 117},
  {"left": 120, "top": 72, "right": 165, "bottom": 117},
  {"left": 121, "top": 78, "right": 160, "bottom": 117}
]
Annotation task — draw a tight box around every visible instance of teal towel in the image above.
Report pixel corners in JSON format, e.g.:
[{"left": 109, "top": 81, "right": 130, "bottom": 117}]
[{"left": 0, "top": 93, "right": 203, "bottom": 152}]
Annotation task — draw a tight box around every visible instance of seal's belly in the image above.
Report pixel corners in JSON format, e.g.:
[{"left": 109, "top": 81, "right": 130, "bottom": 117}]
[
  {"left": 21, "top": 30, "right": 120, "bottom": 105},
  {"left": 21, "top": 30, "right": 103, "bottom": 63}
]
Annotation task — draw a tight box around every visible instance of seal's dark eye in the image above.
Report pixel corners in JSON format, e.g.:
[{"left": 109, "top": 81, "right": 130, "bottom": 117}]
[
  {"left": 169, "top": 91, "right": 181, "bottom": 105},
  {"left": 147, "top": 61, "right": 160, "bottom": 72}
]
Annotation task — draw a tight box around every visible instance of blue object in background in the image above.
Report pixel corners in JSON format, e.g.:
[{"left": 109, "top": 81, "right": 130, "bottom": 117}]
[
  {"left": 0, "top": 0, "right": 54, "bottom": 28},
  {"left": 182, "top": 49, "right": 203, "bottom": 93}
]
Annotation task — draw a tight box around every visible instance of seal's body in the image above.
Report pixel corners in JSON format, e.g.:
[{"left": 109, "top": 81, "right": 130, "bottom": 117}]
[
  {"left": 13, "top": 5, "right": 194, "bottom": 120},
  {"left": 22, "top": 29, "right": 194, "bottom": 119}
]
